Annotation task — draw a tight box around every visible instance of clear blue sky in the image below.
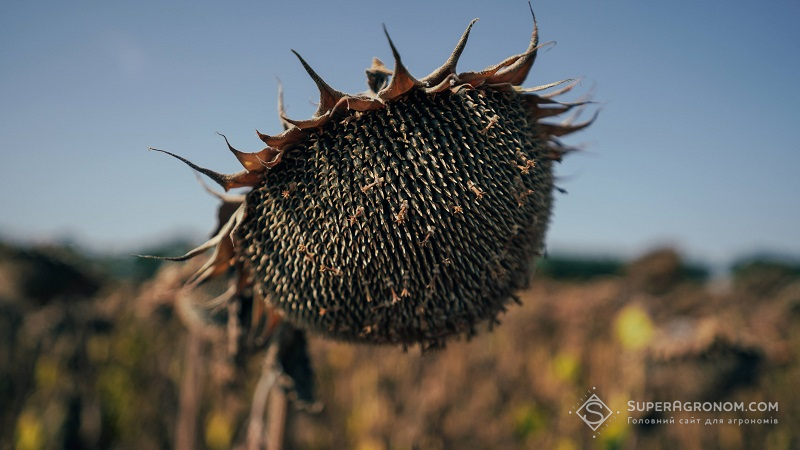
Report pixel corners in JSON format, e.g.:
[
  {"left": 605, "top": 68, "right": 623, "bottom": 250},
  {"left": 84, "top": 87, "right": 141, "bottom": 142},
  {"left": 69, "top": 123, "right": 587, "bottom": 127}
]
[{"left": 1, "top": 0, "right": 798, "bottom": 268}]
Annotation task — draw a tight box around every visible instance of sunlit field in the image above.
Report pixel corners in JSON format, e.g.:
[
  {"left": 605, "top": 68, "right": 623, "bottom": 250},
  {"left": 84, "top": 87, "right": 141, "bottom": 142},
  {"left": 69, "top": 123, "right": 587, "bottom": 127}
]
[{"left": 3, "top": 242, "right": 797, "bottom": 449}]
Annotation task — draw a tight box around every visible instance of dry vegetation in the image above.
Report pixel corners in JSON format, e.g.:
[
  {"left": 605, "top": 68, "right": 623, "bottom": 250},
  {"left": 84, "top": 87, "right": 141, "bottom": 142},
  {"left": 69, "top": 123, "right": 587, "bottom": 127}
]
[{"left": 2, "top": 242, "right": 799, "bottom": 449}]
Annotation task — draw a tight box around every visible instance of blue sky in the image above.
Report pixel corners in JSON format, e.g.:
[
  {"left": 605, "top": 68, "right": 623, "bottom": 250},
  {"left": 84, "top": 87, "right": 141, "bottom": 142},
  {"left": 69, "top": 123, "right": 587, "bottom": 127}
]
[{"left": 1, "top": 0, "right": 798, "bottom": 268}]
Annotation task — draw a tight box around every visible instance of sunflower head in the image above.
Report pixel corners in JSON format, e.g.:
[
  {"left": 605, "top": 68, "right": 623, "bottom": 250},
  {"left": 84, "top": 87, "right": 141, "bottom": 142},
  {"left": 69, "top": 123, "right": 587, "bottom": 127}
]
[{"left": 151, "top": 5, "right": 595, "bottom": 349}]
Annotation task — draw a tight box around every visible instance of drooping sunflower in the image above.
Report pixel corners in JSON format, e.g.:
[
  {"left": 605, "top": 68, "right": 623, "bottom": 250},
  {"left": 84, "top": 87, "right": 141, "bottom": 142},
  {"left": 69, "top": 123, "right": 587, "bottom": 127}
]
[{"left": 151, "top": 6, "right": 594, "bottom": 350}]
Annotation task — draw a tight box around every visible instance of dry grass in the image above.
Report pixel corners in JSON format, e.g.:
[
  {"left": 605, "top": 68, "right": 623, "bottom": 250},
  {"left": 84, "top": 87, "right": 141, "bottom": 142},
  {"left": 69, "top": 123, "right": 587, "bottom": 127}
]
[{"left": 2, "top": 244, "right": 798, "bottom": 449}]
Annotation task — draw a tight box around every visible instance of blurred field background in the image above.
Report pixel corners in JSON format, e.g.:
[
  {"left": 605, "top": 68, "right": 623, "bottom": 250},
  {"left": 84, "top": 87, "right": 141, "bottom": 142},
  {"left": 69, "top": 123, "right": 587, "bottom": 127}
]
[
  {"left": 2, "top": 240, "right": 798, "bottom": 450},
  {"left": 3, "top": 1, "right": 800, "bottom": 449}
]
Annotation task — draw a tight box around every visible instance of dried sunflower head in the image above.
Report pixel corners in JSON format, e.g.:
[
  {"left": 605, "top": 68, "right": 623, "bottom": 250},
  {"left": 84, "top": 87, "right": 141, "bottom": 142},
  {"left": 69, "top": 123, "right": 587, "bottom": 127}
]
[{"left": 151, "top": 6, "right": 594, "bottom": 349}]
